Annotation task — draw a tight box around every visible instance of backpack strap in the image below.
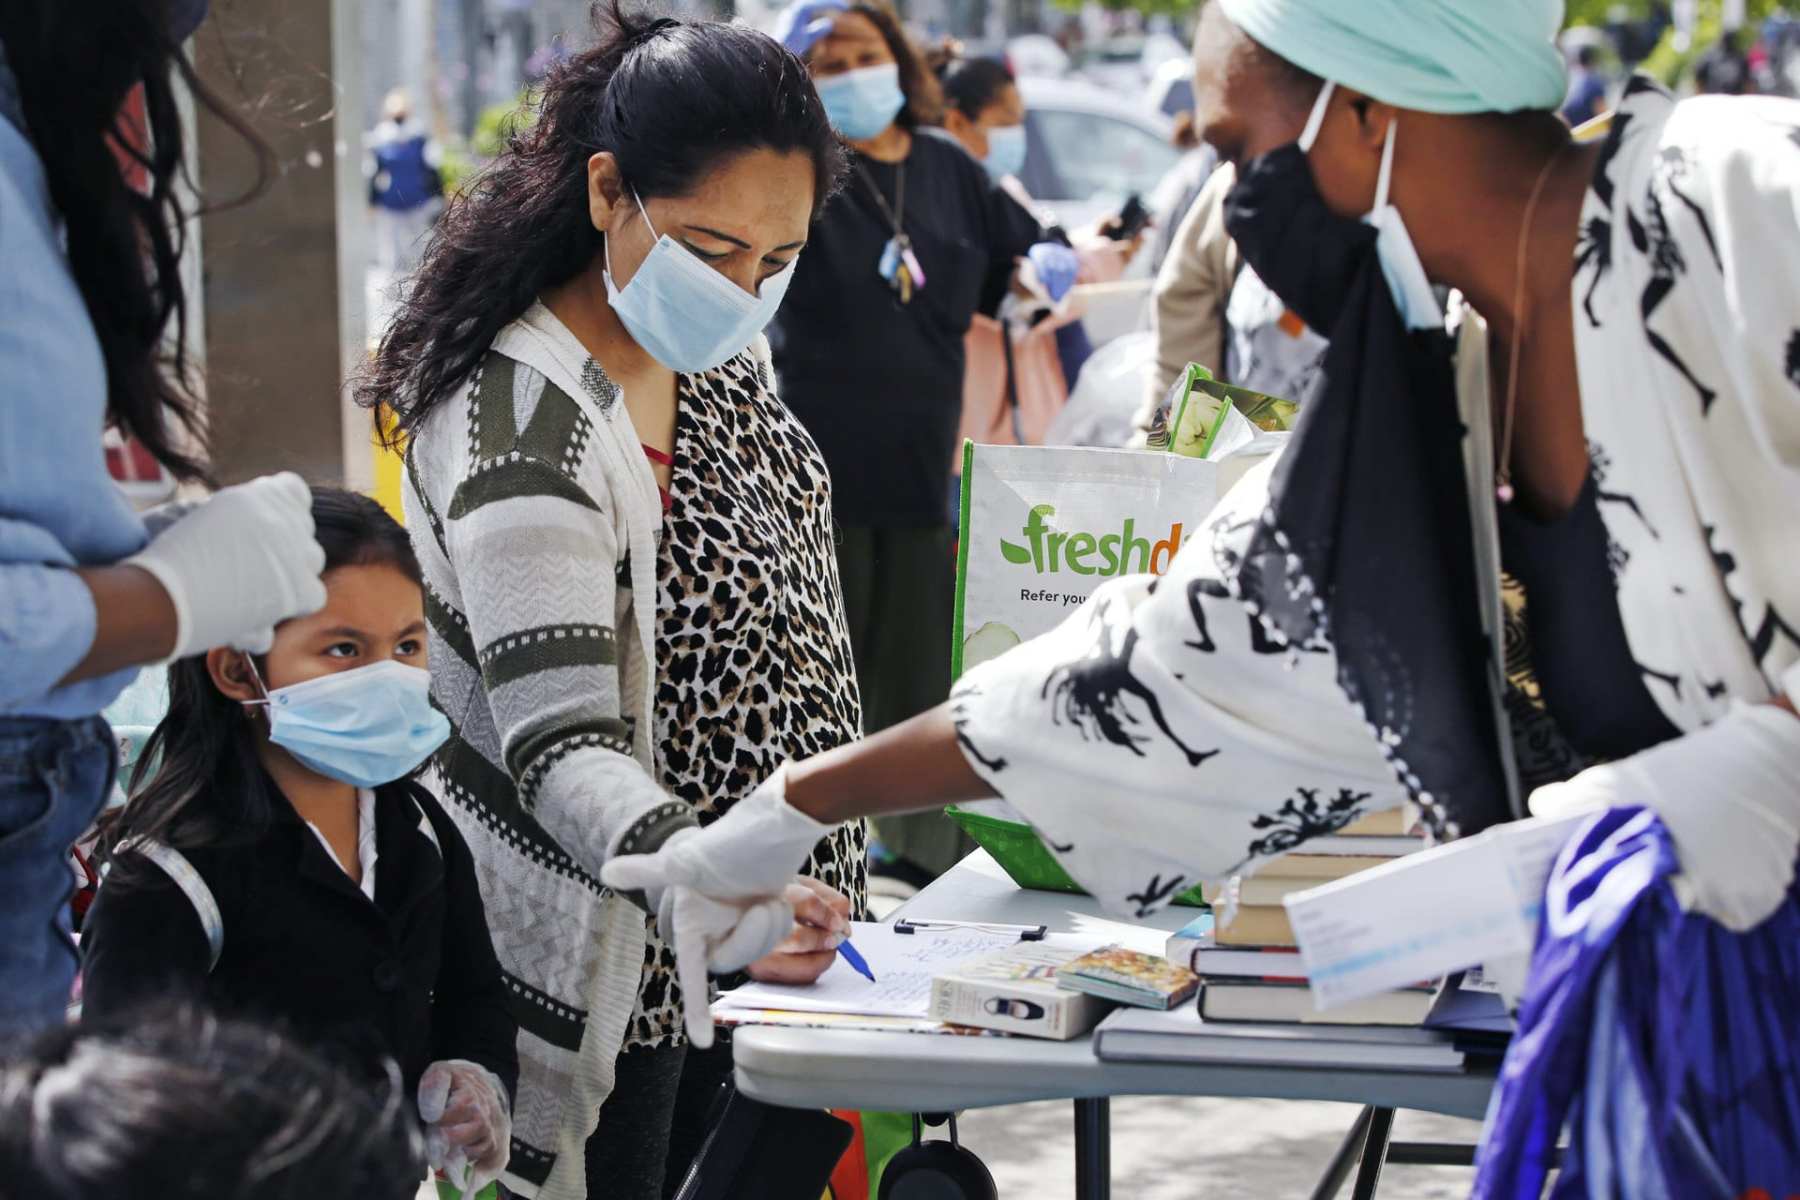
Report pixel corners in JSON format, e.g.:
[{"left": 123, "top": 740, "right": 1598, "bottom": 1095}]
[
  {"left": 415, "top": 805, "right": 442, "bottom": 853},
  {"left": 119, "top": 838, "right": 224, "bottom": 972}
]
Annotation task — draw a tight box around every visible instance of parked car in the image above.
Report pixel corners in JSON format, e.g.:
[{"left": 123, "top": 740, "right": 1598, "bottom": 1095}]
[
  {"left": 1017, "top": 77, "right": 1177, "bottom": 230},
  {"left": 1016, "top": 77, "right": 1181, "bottom": 345}
]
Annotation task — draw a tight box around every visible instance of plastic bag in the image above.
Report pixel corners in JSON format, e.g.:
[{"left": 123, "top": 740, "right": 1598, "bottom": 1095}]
[
  {"left": 1043, "top": 331, "right": 1155, "bottom": 449},
  {"left": 1473, "top": 807, "right": 1800, "bottom": 1198}
]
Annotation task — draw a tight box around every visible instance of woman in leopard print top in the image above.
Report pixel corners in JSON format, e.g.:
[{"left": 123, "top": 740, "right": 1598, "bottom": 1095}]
[{"left": 365, "top": 10, "right": 860, "bottom": 1198}]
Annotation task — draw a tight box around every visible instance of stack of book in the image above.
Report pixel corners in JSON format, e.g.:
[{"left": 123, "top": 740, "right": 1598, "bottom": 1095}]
[
  {"left": 1167, "top": 807, "right": 1443, "bottom": 1028},
  {"left": 1168, "top": 915, "right": 1439, "bottom": 1026},
  {"left": 1197, "top": 807, "right": 1423, "bottom": 952}
]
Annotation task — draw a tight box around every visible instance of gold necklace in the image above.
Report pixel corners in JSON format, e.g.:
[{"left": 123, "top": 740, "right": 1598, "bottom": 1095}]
[{"left": 1495, "top": 142, "right": 1568, "bottom": 505}]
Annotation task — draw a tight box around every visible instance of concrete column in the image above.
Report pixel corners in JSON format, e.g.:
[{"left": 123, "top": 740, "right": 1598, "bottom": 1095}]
[{"left": 192, "top": 0, "right": 349, "bottom": 486}]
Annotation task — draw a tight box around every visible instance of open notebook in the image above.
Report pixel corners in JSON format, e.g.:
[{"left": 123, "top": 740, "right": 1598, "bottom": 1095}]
[{"left": 715, "top": 921, "right": 1104, "bottom": 1021}]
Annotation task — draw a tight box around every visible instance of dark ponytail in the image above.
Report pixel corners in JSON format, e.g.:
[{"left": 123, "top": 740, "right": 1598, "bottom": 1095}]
[
  {"left": 102, "top": 489, "right": 421, "bottom": 882},
  {"left": 938, "top": 56, "right": 1016, "bottom": 122},
  {"left": 358, "top": 2, "right": 846, "bottom": 445},
  {"left": 0, "top": 0, "right": 273, "bottom": 483}
]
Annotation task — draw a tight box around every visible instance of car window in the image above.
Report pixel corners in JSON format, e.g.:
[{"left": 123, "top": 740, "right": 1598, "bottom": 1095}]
[{"left": 1024, "top": 108, "right": 1180, "bottom": 204}]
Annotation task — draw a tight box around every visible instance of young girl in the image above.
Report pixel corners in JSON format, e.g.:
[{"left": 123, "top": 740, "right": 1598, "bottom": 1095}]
[{"left": 81, "top": 488, "right": 517, "bottom": 1196}]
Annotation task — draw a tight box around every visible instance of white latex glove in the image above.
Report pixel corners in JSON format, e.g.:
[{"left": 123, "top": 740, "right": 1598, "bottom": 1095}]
[
  {"left": 124, "top": 472, "right": 327, "bottom": 657},
  {"left": 1529, "top": 700, "right": 1800, "bottom": 932},
  {"left": 643, "top": 842, "right": 794, "bottom": 1050},
  {"left": 603, "top": 765, "right": 835, "bottom": 903},
  {"left": 417, "top": 1059, "right": 510, "bottom": 1198},
  {"left": 602, "top": 766, "right": 837, "bottom": 1047}
]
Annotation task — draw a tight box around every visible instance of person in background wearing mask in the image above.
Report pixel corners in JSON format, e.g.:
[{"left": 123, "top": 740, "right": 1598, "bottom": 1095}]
[
  {"left": 83, "top": 489, "right": 517, "bottom": 1198},
  {"left": 769, "top": 0, "right": 1079, "bottom": 885},
  {"left": 0, "top": 1005, "right": 429, "bottom": 1200},
  {"left": 936, "top": 55, "right": 1141, "bottom": 456},
  {"left": 357, "top": 7, "right": 861, "bottom": 1196},
  {"left": 604, "top": 2, "right": 1800, "bottom": 1151},
  {"left": 368, "top": 87, "right": 445, "bottom": 278},
  {"left": 1559, "top": 43, "right": 1608, "bottom": 126},
  {"left": 0, "top": 0, "right": 328, "bottom": 1041}
]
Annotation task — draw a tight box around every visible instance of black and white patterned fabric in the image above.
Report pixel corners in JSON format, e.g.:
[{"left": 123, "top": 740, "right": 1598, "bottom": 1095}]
[{"left": 947, "top": 79, "right": 1800, "bottom": 920}]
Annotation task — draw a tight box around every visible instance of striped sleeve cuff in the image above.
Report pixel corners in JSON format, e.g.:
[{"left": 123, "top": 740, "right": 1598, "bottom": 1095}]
[{"left": 607, "top": 800, "right": 700, "bottom": 913}]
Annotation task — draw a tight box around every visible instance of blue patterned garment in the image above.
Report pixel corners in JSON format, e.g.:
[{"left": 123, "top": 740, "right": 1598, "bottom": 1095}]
[{"left": 1474, "top": 807, "right": 1800, "bottom": 1199}]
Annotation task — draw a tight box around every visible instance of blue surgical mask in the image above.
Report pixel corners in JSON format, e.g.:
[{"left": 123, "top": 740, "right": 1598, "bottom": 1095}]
[
  {"left": 605, "top": 190, "right": 796, "bottom": 374},
  {"left": 982, "top": 124, "right": 1027, "bottom": 182},
  {"left": 815, "top": 63, "right": 905, "bottom": 141},
  {"left": 246, "top": 659, "right": 450, "bottom": 789},
  {"left": 1292, "top": 81, "right": 1439, "bottom": 332}
]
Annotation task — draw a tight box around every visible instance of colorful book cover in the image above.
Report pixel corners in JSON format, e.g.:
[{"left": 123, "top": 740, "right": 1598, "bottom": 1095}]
[{"left": 1058, "top": 944, "right": 1201, "bottom": 1010}]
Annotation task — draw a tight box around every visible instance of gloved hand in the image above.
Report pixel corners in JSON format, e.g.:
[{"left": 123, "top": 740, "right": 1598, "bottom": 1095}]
[
  {"left": 1529, "top": 700, "right": 1800, "bottom": 932},
  {"left": 124, "top": 472, "right": 327, "bottom": 658},
  {"left": 604, "top": 765, "right": 835, "bottom": 903},
  {"left": 1025, "top": 242, "right": 1080, "bottom": 304},
  {"left": 649, "top": 855, "right": 795, "bottom": 1048},
  {"left": 772, "top": 0, "right": 847, "bottom": 56},
  {"left": 418, "top": 1059, "right": 511, "bottom": 1199},
  {"left": 602, "top": 766, "right": 837, "bottom": 1047}
]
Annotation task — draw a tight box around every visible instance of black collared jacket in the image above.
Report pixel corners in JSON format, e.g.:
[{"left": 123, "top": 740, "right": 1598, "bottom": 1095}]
[{"left": 81, "top": 779, "right": 518, "bottom": 1105}]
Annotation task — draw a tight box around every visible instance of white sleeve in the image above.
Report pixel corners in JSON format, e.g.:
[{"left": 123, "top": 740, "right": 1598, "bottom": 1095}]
[{"left": 949, "top": 457, "right": 1404, "bottom": 917}]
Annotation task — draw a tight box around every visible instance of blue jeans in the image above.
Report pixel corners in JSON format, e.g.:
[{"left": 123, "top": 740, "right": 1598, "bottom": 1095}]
[{"left": 0, "top": 716, "right": 114, "bottom": 1042}]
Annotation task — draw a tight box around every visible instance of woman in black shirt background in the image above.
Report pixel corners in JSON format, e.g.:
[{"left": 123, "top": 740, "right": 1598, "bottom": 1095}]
[{"left": 768, "top": 2, "right": 1070, "bottom": 882}]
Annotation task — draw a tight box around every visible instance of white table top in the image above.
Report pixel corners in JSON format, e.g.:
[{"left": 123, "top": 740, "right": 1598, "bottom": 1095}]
[{"left": 731, "top": 851, "right": 1496, "bottom": 1119}]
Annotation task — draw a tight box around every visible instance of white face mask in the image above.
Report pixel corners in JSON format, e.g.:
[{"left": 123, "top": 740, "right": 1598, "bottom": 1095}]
[{"left": 1301, "top": 81, "right": 1442, "bottom": 332}]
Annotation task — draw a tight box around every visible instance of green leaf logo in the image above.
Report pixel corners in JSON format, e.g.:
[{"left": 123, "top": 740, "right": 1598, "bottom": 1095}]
[{"left": 999, "top": 539, "right": 1032, "bottom": 565}]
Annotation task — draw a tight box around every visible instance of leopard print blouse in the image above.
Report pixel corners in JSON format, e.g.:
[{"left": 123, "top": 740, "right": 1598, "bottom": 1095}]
[{"left": 624, "top": 349, "right": 869, "bottom": 1049}]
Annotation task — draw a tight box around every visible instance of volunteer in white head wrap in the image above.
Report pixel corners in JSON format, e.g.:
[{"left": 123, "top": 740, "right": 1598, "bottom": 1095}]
[{"left": 604, "top": 0, "right": 1800, "bottom": 1026}]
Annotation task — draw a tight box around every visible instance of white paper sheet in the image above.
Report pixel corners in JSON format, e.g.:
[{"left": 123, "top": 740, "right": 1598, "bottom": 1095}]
[
  {"left": 1282, "top": 814, "right": 1587, "bottom": 1009},
  {"left": 714, "top": 922, "right": 1103, "bottom": 1019}
]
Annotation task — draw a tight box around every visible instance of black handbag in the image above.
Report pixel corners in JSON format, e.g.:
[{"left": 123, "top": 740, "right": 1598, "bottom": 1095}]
[
  {"left": 877, "top": 1115, "right": 997, "bottom": 1200},
  {"left": 670, "top": 1086, "right": 853, "bottom": 1200}
]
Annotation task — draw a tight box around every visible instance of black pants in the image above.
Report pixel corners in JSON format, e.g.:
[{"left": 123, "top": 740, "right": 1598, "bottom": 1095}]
[
  {"left": 835, "top": 523, "right": 971, "bottom": 877},
  {"left": 586, "top": 1042, "right": 687, "bottom": 1200}
]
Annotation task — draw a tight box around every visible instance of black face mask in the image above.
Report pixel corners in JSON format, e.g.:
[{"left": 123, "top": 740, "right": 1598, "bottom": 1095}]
[
  {"left": 1206, "top": 135, "right": 1513, "bottom": 843},
  {"left": 1222, "top": 142, "right": 1378, "bottom": 337}
]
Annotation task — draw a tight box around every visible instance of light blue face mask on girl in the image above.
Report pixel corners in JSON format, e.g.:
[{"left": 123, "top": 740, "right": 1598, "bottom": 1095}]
[
  {"left": 245, "top": 659, "right": 451, "bottom": 789},
  {"left": 982, "top": 124, "right": 1027, "bottom": 182},
  {"left": 605, "top": 190, "right": 797, "bottom": 374},
  {"left": 815, "top": 63, "right": 906, "bottom": 141}
]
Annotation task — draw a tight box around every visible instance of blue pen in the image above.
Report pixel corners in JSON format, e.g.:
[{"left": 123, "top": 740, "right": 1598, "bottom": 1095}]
[{"left": 836, "top": 937, "right": 877, "bottom": 982}]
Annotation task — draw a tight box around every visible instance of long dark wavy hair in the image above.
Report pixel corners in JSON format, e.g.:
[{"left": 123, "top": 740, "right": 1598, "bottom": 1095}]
[
  {"left": 357, "top": 2, "right": 847, "bottom": 444},
  {"left": 0, "top": 0, "right": 272, "bottom": 482},
  {"left": 101, "top": 488, "right": 421, "bottom": 884}
]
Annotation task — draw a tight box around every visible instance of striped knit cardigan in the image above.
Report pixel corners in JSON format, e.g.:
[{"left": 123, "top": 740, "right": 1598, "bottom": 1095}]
[{"left": 403, "top": 303, "right": 712, "bottom": 1198}]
